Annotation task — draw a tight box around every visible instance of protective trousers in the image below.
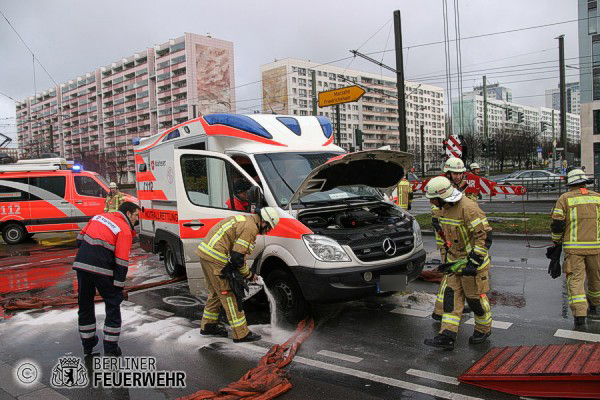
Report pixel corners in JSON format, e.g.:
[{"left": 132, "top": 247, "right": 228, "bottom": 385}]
[
  {"left": 76, "top": 270, "right": 123, "bottom": 353},
  {"left": 433, "top": 275, "right": 447, "bottom": 317},
  {"left": 200, "top": 259, "right": 250, "bottom": 340},
  {"left": 564, "top": 253, "right": 600, "bottom": 316},
  {"left": 439, "top": 269, "right": 492, "bottom": 340}
]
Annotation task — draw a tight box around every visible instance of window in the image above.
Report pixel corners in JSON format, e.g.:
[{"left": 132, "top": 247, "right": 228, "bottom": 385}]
[
  {"left": 0, "top": 178, "right": 29, "bottom": 202},
  {"left": 180, "top": 154, "right": 237, "bottom": 210},
  {"left": 74, "top": 176, "right": 106, "bottom": 198},
  {"left": 590, "top": 1, "right": 598, "bottom": 34},
  {"left": 595, "top": 110, "right": 600, "bottom": 135},
  {"left": 29, "top": 176, "right": 66, "bottom": 198}
]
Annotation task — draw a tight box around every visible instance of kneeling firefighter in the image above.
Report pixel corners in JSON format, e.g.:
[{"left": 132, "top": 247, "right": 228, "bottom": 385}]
[
  {"left": 424, "top": 176, "right": 493, "bottom": 350},
  {"left": 196, "top": 207, "right": 280, "bottom": 342}
]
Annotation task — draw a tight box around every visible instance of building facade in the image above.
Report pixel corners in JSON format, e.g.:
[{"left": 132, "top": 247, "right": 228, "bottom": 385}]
[
  {"left": 545, "top": 82, "right": 581, "bottom": 115},
  {"left": 15, "top": 33, "right": 235, "bottom": 183},
  {"left": 452, "top": 94, "right": 580, "bottom": 145},
  {"left": 261, "top": 58, "right": 446, "bottom": 170},
  {"left": 580, "top": 0, "right": 600, "bottom": 173},
  {"left": 464, "top": 83, "right": 512, "bottom": 102}
]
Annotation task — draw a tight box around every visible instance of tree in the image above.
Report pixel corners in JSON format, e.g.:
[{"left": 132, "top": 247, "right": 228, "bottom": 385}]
[{"left": 494, "top": 127, "right": 513, "bottom": 172}]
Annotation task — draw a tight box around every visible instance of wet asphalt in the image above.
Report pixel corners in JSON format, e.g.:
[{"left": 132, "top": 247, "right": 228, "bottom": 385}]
[{"left": 0, "top": 234, "right": 598, "bottom": 400}]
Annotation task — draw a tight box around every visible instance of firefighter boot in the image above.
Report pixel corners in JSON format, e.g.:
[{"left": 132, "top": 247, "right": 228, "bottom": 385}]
[
  {"left": 233, "top": 331, "right": 262, "bottom": 343},
  {"left": 83, "top": 335, "right": 99, "bottom": 355},
  {"left": 105, "top": 346, "right": 122, "bottom": 357},
  {"left": 469, "top": 330, "right": 491, "bottom": 344},
  {"left": 589, "top": 306, "right": 600, "bottom": 320},
  {"left": 201, "top": 324, "right": 228, "bottom": 337},
  {"left": 424, "top": 334, "right": 455, "bottom": 350},
  {"left": 574, "top": 316, "right": 587, "bottom": 326}
]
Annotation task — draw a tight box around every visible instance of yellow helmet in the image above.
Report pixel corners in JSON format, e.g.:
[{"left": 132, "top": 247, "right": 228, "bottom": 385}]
[
  {"left": 566, "top": 169, "right": 590, "bottom": 186},
  {"left": 260, "top": 207, "right": 280, "bottom": 229},
  {"left": 444, "top": 157, "right": 466, "bottom": 173},
  {"left": 425, "top": 176, "right": 463, "bottom": 202}
]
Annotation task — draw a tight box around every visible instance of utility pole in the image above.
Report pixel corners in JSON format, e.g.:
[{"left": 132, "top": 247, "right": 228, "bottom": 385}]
[
  {"left": 552, "top": 109, "right": 556, "bottom": 170},
  {"left": 394, "top": 10, "right": 407, "bottom": 151},
  {"left": 558, "top": 35, "right": 567, "bottom": 162},
  {"left": 335, "top": 104, "right": 341, "bottom": 147},
  {"left": 483, "top": 76, "right": 489, "bottom": 178},
  {"left": 420, "top": 124, "right": 425, "bottom": 176},
  {"left": 311, "top": 70, "right": 318, "bottom": 116}
]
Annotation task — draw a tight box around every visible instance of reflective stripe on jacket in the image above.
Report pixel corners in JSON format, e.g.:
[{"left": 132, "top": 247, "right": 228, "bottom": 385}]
[
  {"left": 551, "top": 187, "right": 600, "bottom": 254},
  {"left": 73, "top": 211, "right": 135, "bottom": 287},
  {"left": 105, "top": 192, "right": 125, "bottom": 212}
]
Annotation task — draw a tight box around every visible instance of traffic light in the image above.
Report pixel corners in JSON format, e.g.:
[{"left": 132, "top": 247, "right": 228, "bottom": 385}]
[
  {"left": 518, "top": 112, "right": 524, "bottom": 124},
  {"left": 506, "top": 108, "right": 513, "bottom": 120},
  {"left": 541, "top": 121, "right": 548, "bottom": 132},
  {"left": 489, "top": 139, "right": 497, "bottom": 157},
  {"left": 355, "top": 128, "right": 363, "bottom": 151},
  {"left": 482, "top": 141, "right": 488, "bottom": 158}
]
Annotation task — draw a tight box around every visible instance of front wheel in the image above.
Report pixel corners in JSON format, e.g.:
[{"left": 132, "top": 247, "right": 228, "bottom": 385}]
[
  {"left": 163, "top": 243, "right": 185, "bottom": 278},
  {"left": 265, "top": 270, "right": 309, "bottom": 324},
  {"left": 2, "top": 223, "right": 27, "bottom": 245}
]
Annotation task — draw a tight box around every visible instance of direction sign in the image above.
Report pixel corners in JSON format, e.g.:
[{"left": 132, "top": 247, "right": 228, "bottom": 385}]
[{"left": 318, "top": 85, "right": 366, "bottom": 107}]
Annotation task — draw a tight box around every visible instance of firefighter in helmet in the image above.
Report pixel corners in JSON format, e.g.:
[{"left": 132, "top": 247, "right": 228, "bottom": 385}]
[
  {"left": 424, "top": 176, "right": 493, "bottom": 350},
  {"left": 105, "top": 182, "right": 126, "bottom": 212},
  {"left": 550, "top": 169, "right": 600, "bottom": 325},
  {"left": 396, "top": 175, "right": 413, "bottom": 211}
]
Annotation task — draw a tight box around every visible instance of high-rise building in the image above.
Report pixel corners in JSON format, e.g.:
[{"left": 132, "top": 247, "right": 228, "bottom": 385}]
[
  {"left": 452, "top": 94, "right": 580, "bottom": 145},
  {"left": 261, "top": 58, "right": 446, "bottom": 170},
  {"left": 464, "top": 83, "right": 512, "bottom": 102},
  {"left": 579, "top": 0, "right": 600, "bottom": 172},
  {"left": 545, "top": 82, "right": 581, "bottom": 115},
  {"left": 15, "top": 33, "right": 235, "bottom": 183}
]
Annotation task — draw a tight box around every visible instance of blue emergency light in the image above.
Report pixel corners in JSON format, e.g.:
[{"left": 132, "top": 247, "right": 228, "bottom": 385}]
[{"left": 72, "top": 164, "right": 82, "bottom": 171}]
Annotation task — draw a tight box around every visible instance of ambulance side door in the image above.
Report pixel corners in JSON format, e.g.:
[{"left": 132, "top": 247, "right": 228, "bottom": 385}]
[
  {"left": 72, "top": 174, "right": 108, "bottom": 218},
  {"left": 174, "top": 150, "right": 263, "bottom": 287}
]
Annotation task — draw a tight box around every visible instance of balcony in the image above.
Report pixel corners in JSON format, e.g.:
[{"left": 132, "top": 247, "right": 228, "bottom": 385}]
[{"left": 171, "top": 75, "right": 186, "bottom": 84}]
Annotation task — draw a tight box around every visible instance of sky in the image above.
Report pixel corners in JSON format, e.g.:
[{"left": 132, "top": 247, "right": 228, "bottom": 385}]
[{"left": 0, "top": 0, "right": 581, "bottom": 147}]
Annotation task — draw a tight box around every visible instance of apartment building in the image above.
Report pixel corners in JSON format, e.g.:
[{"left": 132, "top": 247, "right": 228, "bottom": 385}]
[
  {"left": 452, "top": 94, "right": 580, "bottom": 145},
  {"left": 261, "top": 58, "right": 446, "bottom": 170},
  {"left": 545, "top": 82, "right": 581, "bottom": 115},
  {"left": 15, "top": 33, "right": 235, "bottom": 183}
]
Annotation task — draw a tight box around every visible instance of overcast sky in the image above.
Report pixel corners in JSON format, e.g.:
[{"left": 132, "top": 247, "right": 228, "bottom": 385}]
[{"left": 0, "top": 0, "right": 580, "bottom": 147}]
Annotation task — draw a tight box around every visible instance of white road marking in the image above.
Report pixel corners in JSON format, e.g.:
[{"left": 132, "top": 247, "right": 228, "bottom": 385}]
[
  {"left": 5, "top": 263, "right": 32, "bottom": 268},
  {"left": 236, "top": 343, "right": 482, "bottom": 400},
  {"left": 391, "top": 308, "right": 432, "bottom": 318},
  {"left": 149, "top": 308, "right": 174, "bottom": 317},
  {"left": 465, "top": 318, "right": 512, "bottom": 330},
  {"left": 554, "top": 329, "right": 600, "bottom": 342},
  {"left": 121, "top": 301, "right": 135, "bottom": 307},
  {"left": 317, "top": 350, "right": 363, "bottom": 363},
  {"left": 406, "top": 369, "right": 460, "bottom": 385}
]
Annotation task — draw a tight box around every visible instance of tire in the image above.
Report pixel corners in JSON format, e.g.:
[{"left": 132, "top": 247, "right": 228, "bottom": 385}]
[
  {"left": 265, "top": 269, "right": 309, "bottom": 324},
  {"left": 163, "top": 243, "right": 185, "bottom": 278},
  {"left": 2, "top": 223, "right": 27, "bottom": 245}
]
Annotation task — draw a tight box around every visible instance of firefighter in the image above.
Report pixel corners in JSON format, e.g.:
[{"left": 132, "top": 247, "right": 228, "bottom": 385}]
[
  {"left": 464, "top": 163, "right": 482, "bottom": 202},
  {"left": 444, "top": 157, "right": 468, "bottom": 192},
  {"left": 550, "top": 169, "right": 600, "bottom": 325},
  {"left": 424, "top": 177, "right": 493, "bottom": 350},
  {"left": 73, "top": 201, "right": 140, "bottom": 356},
  {"left": 196, "top": 207, "right": 280, "bottom": 342},
  {"left": 226, "top": 180, "right": 252, "bottom": 211},
  {"left": 104, "top": 182, "right": 126, "bottom": 212},
  {"left": 396, "top": 176, "right": 413, "bottom": 210},
  {"left": 470, "top": 163, "right": 481, "bottom": 176}
]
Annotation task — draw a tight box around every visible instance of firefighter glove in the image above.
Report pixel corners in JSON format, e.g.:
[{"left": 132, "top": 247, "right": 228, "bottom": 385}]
[
  {"left": 548, "top": 259, "right": 562, "bottom": 279},
  {"left": 464, "top": 251, "right": 484, "bottom": 276},
  {"left": 432, "top": 217, "right": 441, "bottom": 233}
]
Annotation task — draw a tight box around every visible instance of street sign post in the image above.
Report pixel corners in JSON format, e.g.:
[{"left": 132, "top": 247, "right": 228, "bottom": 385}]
[{"left": 318, "top": 85, "right": 366, "bottom": 146}]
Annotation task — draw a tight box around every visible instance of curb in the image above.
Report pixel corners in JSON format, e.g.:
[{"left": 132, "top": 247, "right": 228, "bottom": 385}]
[{"left": 422, "top": 229, "right": 550, "bottom": 241}]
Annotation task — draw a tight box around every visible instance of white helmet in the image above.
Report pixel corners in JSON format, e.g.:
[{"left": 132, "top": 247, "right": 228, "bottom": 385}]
[
  {"left": 425, "top": 176, "right": 463, "bottom": 202},
  {"left": 567, "top": 169, "right": 591, "bottom": 186},
  {"left": 444, "top": 157, "right": 466, "bottom": 173},
  {"left": 260, "top": 207, "right": 280, "bottom": 229},
  {"left": 109, "top": 182, "right": 118, "bottom": 189},
  {"left": 470, "top": 163, "right": 480, "bottom": 170}
]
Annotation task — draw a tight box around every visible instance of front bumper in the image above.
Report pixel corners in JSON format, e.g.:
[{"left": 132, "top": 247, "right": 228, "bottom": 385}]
[{"left": 292, "top": 248, "right": 426, "bottom": 303}]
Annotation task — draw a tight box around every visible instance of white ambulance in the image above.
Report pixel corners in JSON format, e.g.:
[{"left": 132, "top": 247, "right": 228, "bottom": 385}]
[{"left": 134, "top": 114, "right": 425, "bottom": 321}]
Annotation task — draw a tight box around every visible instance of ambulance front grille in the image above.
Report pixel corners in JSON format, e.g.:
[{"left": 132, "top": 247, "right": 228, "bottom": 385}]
[{"left": 349, "top": 232, "right": 414, "bottom": 262}]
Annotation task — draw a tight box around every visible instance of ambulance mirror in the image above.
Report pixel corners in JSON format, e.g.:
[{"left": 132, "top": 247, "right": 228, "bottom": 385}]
[
  {"left": 248, "top": 186, "right": 265, "bottom": 214},
  {"left": 138, "top": 164, "right": 147, "bottom": 172}
]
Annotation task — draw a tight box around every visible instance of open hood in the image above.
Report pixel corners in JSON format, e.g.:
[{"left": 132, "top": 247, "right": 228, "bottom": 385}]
[{"left": 288, "top": 150, "right": 413, "bottom": 205}]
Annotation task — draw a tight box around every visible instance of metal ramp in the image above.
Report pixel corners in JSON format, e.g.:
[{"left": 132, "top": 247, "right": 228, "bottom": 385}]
[{"left": 459, "top": 343, "right": 600, "bottom": 398}]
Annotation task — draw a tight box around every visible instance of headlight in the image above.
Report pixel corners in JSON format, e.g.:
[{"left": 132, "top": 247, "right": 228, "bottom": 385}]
[
  {"left": 303, "top": 235, "right": 351, "bottom": 262},
  {"left": 412, "top": 219, "right": 423, "bottom": 248}
]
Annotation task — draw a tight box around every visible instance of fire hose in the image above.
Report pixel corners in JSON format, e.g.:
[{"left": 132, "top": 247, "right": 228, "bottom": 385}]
[
  {"left": 0, "top": 276, "right": 185, "bottom": 311},
  {"left": 179, "top": 318, "right": 315, "bottom": 400}
]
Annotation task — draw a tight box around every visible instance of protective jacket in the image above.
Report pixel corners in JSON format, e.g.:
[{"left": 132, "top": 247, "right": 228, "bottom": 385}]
[
  {"left": 105, "top": 192, "right": 125, "bottom": 212},
  {"left": 551, "top": 187, "right": 600, "bottom": 254},
  {"left": 73, "top": 212, "right": 135, "bottom": 287},
  {"left": 396, "top": 179, "right": 413, "bottom": 210},
  {"left": 197, "top": 214, "right": 260, "bottom": 277},
  {"left": 437, "top": 196, "right": 492, "bottom": 268}
]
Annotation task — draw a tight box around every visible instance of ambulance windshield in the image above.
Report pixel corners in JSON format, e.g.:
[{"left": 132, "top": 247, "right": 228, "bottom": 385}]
[{"left": 255, "top": 152, "right": 382, "bottom": 208}]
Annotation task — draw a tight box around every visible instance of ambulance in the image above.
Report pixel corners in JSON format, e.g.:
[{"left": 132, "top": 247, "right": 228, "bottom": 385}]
[
  {"left": 135, "top": 114, "right": 425, "bottom": 321},
  {"left": 0, "top": 158, "right": 136, "bottom": 244}
]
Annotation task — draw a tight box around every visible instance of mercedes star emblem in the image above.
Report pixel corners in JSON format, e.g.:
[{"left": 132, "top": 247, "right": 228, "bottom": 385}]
[{"left": 382, "top": 238, "right": 397, "bottom": 257}]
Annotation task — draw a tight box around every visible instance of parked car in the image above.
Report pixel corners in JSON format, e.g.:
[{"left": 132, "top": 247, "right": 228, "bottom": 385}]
[{"left": 496, "top": 169, "right": 563, "bottom": 187}]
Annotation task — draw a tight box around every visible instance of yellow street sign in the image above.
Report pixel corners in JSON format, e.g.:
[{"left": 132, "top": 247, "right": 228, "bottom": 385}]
[{"left": 318, "top": 85, "right": 366, "bottom": 107}]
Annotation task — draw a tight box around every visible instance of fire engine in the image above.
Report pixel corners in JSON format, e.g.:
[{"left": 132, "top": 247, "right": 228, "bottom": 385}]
[{"left": 135, "top": 113, "right": 425, "bottom": 321}]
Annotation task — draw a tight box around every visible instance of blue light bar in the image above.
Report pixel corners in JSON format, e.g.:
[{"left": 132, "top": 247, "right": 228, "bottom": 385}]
[{"left": 72, "top": 165, "right": 82, "bottom": 171}]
